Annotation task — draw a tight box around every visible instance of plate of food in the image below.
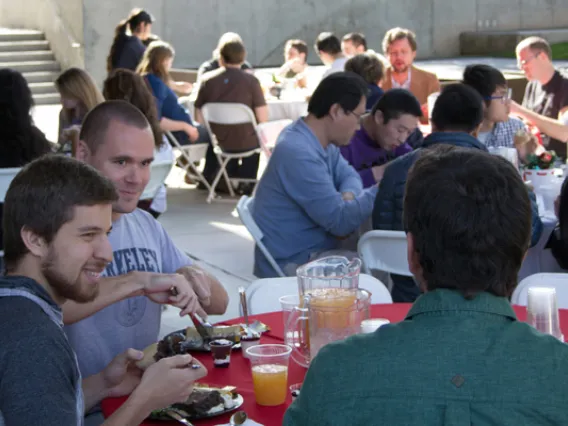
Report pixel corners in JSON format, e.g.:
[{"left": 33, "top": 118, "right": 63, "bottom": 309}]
[{"left": 150, "top": 384, "right": 244, "bottom": 421}]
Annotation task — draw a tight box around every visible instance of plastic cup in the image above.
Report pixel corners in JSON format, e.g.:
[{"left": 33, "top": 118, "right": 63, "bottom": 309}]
[
  {"left": 527, "top": 287, "right": 563, "bottom": 340},
  {"left": 280, "top": 294, "right": 300, "bottom": 336},
  {"left": 361, "top": 318, "right": 390, "bottom": 334},
  {"left": 246, "top": 344, "right": 292, "bottom": 406},
  {"left": 209, "top": 339, "right": 233, "bottom": 368}
]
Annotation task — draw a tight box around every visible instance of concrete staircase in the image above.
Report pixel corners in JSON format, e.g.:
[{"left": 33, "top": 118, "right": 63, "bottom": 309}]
[{"left": 0, "top": 29, "right": 60, "bottom": 105}]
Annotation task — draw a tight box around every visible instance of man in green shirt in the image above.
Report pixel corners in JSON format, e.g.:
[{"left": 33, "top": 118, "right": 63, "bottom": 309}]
[{"left": 284, "top": 146, "right": 568, "bottom": 425}]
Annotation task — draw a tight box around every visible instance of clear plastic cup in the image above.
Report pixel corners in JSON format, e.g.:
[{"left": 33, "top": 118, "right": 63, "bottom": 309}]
[
  {"left": 280, "top": 294, "right": 300, "bottom": 338},
  {"left": 246, "top": 344, "right": 292, "bottom": 406},
  {"left": 527, "top": 287, "right": 563, "bottom": 340},
  {"left": 361, "top": 318, "right": 390, "bottom": 334}
]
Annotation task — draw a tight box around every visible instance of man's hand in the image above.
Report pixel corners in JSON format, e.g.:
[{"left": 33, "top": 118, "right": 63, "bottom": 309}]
[
  {"left": 184, "top": 124, "right": 200, "bottom": 142},
  {"left": 341, "top": 191, "right": 356, "bottom": 201},
  {"left": 101, "top": 349, "right": 144, "bottom": 399},
  {"left": 176, "top": 266, "right": 212, "bottom": 308},
  {"left": 132, "top": 355, "right": 207, "bottom": 412},
  {"left": 133, "top": 271, "right": 208, "bottom": 317}
]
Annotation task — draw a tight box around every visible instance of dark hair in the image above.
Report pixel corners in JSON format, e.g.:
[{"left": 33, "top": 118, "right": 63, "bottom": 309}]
[
  {"left": 0, "top": 68, "right": 52, "bottom": 167},
  {"left": 370, "top": 88, "right": 422, "bottom": 123},
  {"left": 220, "top": 39, "right": 246, "bottom": 65},
  {"left": 79, "top": 100, "right": 151, "bottom": 153},
  {"left": 345, "top": 52, "right": 383, "bottom": 85},
  {"left": 382, "top": 27, "right": 417, "bottom": 54},
  {"left": 462, "top": 64, "right": 507, "bottom": 107},
  {"left": 103, "top": 69, "right": 163, "bottom": 148},
  {"left": 431, "top": 83, "right": 484, "bottom": 133},
  {"left": 285, "top": 39, "right": 309, "bottom": 61},
  {"left": 315, "top": 32, "right": 342, "bottom": 55},
  {"left": 106, "top": 9, "right": 154, "bottom": 73},
  {"left": 404, "top": 145, "right": 531, "bottom": 298},
  {"left": 342, "top": 32, "right": 367, "bottom": 50},
  {"left": 307, "top": 72, "right": 368, "bottom": 118},
  {"left": 3, "top": 155, "right": 118, "bottom": 272},
  {"left": 516, "top": 36, "right": 552, "bottom": 61}
]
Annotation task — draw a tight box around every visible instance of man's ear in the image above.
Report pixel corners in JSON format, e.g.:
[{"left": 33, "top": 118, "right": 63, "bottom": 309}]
[
  {"left": 75, "top": 140, "right": 91, "bottom": 161},
  {"left": 374, "top": 109, "right": 385, "bottom": 126},
  {"left": 328, "top": 103, "right": 343, "bottom": 121},
  {"left": 20, "top": 226, "right": 48, "bottom": 258}
]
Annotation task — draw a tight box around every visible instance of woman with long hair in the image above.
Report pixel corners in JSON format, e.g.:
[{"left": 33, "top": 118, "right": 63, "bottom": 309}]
[
  {"left": 107, "top": 8, "right": 154, "bottom": 73},
  {"left": 137, "top": 41, "right": 209, "bottom": 147},
  {"left": 55, "top": 67, "right": 104, "bottom": 147},
  {"left": 103, "top": 68, "right": 172, "bottom": 218}
]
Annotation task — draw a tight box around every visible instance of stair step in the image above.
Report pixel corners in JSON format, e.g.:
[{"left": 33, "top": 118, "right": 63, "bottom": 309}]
[
  {"left": 29, "top": 81, "right": 57, "bottom": 95},
  {"left": 0, "top": 40, "right": 49, "bottom": 52},
  {"left": 0, "top": 29, "right": 44, "bottom": 42},
  {"left": 0, "top": 50, "right": 54, "bottom": 62},
  {"left": 33, "top": 92, "right": 60, "bottom": 106},
  {"left": 0, "top": 60, "right": 60, "bottom": 73},
  {"left": 22, "top": 71, "right": 59, "bottom": 83}
]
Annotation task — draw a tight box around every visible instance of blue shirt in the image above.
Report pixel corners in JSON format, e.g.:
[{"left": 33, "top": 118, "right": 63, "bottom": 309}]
[
  {"left": 146, "top": 73, "right": 193, "bottom": 125},
  {"left": 252, "top": 119, "right": 378, "bottom": 277}
]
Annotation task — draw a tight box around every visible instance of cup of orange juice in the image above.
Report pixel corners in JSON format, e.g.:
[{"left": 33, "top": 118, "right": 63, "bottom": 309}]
[{"left": 246, "top": 344, "right": 292, "bottom": 406}]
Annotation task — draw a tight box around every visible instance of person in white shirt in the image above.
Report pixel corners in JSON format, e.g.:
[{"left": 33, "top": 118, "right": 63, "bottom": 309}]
[{"left": 315, "top": 32, "right": 348, "bottom": 79}]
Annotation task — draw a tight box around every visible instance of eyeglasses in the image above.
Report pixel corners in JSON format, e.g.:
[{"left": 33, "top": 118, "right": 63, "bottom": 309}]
[
  {"left": 346, "top": 110, "right": 365, "bottom": 121},
  {"left": 485, "top": 88, "right": 512, "bottom": 103},
  {"left": 517, "top": 53, "right": 539, "bottom": 68}
]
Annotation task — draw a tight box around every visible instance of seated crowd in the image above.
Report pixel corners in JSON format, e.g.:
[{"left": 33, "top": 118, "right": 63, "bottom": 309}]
[{"left": 2, "top": 8, "right": 568, "bottom": 424}]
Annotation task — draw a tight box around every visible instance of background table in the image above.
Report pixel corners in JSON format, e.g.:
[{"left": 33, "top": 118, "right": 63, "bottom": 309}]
[{"left": 101, "top": 303, "right": 568, "bottom": 426}]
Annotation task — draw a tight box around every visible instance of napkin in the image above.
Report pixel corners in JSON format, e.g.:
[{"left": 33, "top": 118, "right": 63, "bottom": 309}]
[{"left": 215, "top": 419, "right": 263, "bottom": 426}]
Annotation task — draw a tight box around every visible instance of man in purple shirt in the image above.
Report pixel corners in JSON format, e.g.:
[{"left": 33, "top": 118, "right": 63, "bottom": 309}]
[{"left": 340, "top": 89, "right": 422, "bottom": 187}]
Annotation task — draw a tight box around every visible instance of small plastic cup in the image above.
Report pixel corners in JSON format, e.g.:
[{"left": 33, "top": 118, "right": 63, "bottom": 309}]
[
  {"left": 280, "top": 294, "right": 300, "bottom": 329},
  {"left": 290, "top": 383, "right": 302, "bottom": 401},
  {"left": 247, "top": 344, "right": 292, "bottom": 406},
  {"left": 527, "top": 287, "right": 563, "bottom": 340},
  {"left": 209, "top": 339, "right": 233, "bottom": 368},
  {"left": 241, "top": 332, "right": 261, "bottom": 359},
  {"left": 361, "top": 318, "right": 390, "bottom": 334}
]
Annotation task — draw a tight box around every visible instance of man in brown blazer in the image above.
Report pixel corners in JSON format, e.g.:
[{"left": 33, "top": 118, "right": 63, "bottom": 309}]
[{"left": 381, "top": 27, "right": 440, "bottom": 108}]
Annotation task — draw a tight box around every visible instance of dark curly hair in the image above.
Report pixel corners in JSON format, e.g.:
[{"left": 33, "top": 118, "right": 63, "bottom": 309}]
[{"left": 0, "top": 68, "right": 52, "bottom": 167}]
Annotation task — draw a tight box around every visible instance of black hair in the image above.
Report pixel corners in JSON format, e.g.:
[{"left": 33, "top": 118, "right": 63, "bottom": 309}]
[
  {"left": 315, "top": 32, "right": 342, "bottom": 55},
  {"left": 462, "top": 64, "right": 507, "bottom": 106},
  {"left": 371, "top": 88, "right": 422, "bottom": 123},
  {"left": 431, "top": 83, "right": 484, "bottom": 133},
  {"left": 307, "top": 72, "right": 368, "bottom": 118}
]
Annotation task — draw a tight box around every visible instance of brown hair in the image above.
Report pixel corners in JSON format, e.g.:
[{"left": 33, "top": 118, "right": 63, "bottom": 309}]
[
  {"left": 136, "top": 40, "right": 174, "bottom": 83},
  {"left": 103, "top": 69, "right": 163, "bottom": 148},
  {"left": 220, "top": 39, "right": 246, "bottom": 65},
  {"left": 516, "top": 36, "right": 552, "bottom": 60},
  {"left": 382, "top": 27, "right": 417, "bottom": 54},
  {"left": 285, "top": 39, "right": 309, "bottom": 60},
  {"left": 106, "top": 8, "right": 154, "bottom": 73},
  {"left": 55, "top": 67, "right": 105, "bottom": 126},
  {"left": 79, "top": 100, "right": 151, "bottom": 153},
  {"left": 342, "top": 32, "right": 367, "bottom": 50},
  {"left": 3, "top": 155, "right": 118, "bottom": 272},
  {"left": 345, "top": 52, "right": 384, "bottom": 85}
]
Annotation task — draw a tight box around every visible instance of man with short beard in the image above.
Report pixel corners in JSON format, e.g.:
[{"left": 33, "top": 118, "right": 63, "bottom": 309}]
[
  {"left": 0, "top": 155, "right": 207, "bottom": 425},
  {"left": 381, "top": 27, "right": 440, "bottom": 108}
]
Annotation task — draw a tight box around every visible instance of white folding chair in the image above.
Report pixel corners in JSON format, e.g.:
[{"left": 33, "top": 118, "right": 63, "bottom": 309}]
[
  {"left": 201, "top": 103, "right": 263, "bottom": 203},
  {"left": 358, "top": 230, "right": 412, "bottom": 276},
  {"left": 140, "top": 159, "right": 174, "bottom": 200},
  {"left": 245, "top": 274, "right": 392, "bottom": 315},
  {"left": 165, "top": 131, "right": 211, "bottom": 192},
  {"left": 512, "top": 273, "right": 568, "bottom": 309},
  {"left": 0, "top": 168, "right": 21, "bottom": 260},
  {"left": 256, "top": 119, "right": 292, "bottom": 158},
  {"left": 236, "top": 196, "right": 285, "bottom": 278}
]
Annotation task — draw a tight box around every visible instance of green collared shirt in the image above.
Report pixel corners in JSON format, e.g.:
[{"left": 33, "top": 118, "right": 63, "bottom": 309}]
[{"left": 284, "top": 289, "right": 568, "bottom": 426}]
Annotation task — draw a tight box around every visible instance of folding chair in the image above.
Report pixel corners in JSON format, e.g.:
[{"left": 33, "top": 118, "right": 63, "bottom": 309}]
[
  {"left": 165, "top": 131, "right": 211, "bottom": 192},
  {"left": 236, "top": 196, "right": 285, "bottom": 278},
  {"left": 358, "top": 230, "right": 412, "bottom": 276},
  {"left": 256, "top": 119, "right": 292, "bottom": 158},
  {"left": 201, "top": 103, "right": 263, "bottom": 203},
  {"left": 140, "top": 158, "right": 174, "bottom": 200},
  {"left": 0, "top": 168, "right": 21, "bottom": 260}
]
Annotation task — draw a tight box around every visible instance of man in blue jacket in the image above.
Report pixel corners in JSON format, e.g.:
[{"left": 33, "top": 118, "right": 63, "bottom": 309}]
[
  {"left": 373, "top": 83, "right": 543, "bottom": 302},
  {"left": 252, "top": 72, "right": 376, "bottom": 277}
]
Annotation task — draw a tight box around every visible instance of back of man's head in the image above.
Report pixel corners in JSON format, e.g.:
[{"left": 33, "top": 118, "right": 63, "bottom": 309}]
[
  {"left": 307, "top": 72, "right": 368, "bottom": 118},
  {"left": 343, "top": 32, "right": 367, "bottom": 50},
  {"left": 371, "top": 88, "right": 422, "bottom": 123},
  {"left": 462, "top": 64, "right": 506, "bottom": 105},
  {"left": 220, "top": 38, "right": 246, "bottom": 65},
  {"left": 403, "top": 145, "right": 531, "bottom": 299},
  {"left": 79, "top": 100, "right": 151, "bottom": 154},
  {"left": 431, "top": 84, "right": 483, "bottom": 133},
  {"left": 3, "top": 155, "right": 117, "bottom": 272},
  {"left": 315, "top": 32, "right": 342, "bottom": 55}
]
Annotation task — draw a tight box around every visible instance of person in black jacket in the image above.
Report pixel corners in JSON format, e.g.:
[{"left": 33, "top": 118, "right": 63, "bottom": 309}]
[{"left": 373, "top": 83, "right": 543, "bottom": 302}]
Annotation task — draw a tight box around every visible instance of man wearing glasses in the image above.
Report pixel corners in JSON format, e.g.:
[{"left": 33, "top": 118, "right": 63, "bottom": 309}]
[{"left": 510, "top": 37, "right": 568, "bottom": 159}]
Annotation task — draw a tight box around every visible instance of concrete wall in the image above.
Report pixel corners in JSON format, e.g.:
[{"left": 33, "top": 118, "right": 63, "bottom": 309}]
[
  {"left": 2, "top": 0, "right": 568, "bottom": 84},
  {"left": 0, "top": 0, "right": 84, "bottom": 70}
]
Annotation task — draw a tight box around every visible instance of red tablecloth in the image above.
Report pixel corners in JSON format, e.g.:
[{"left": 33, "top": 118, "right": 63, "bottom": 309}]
[{"left": 101, "top": 303, "right": 568, "bottom": 425}]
